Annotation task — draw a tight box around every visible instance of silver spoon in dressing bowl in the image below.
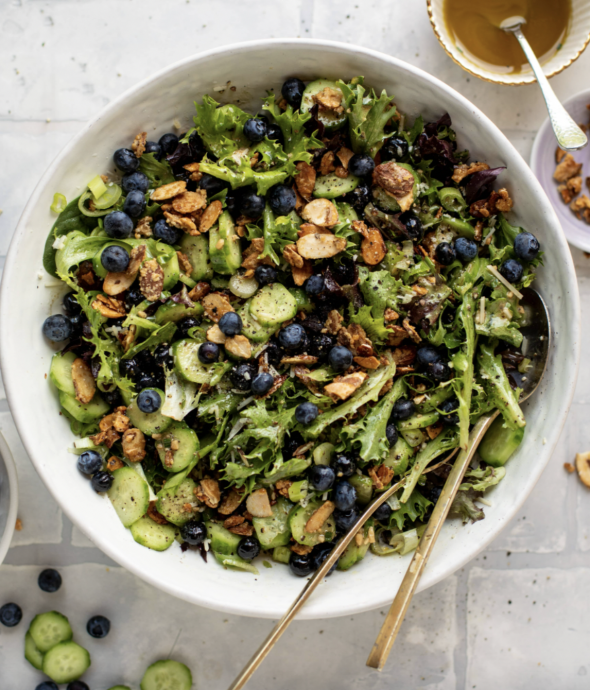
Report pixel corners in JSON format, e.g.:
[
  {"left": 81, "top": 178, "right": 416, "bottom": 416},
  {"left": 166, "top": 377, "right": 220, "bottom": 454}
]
[{"left": 500, "top": 15, "right": 587, "bottom": 152}]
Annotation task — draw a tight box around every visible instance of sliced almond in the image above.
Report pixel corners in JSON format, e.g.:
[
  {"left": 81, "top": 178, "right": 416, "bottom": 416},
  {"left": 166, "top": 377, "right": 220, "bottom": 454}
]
[
  {"left": 200, "top": 200, "right": 223, "bottom": 233},
  {"left": 172, "top": 190, "right": 207, "bottom": 214},
  {"left": 324, "top": 371, "right": 368, "bottom": 401},
  {"left": 224, "top": 334, "right": 251, "bottom": 359},
  {"left": 150, "top": 180, "right": 187, "bottom": 201},
  {"left": 164, "top": 211, "right": 198, "bottom": 235},
  {"left": 353, "top": 355, "right": 381, "bottom": 370},
  {"left": 292, "top": 260, "right": 313, "bottom": 286},
  {"left": 246, "top": 488, "right": 273, "bottom": 518},
  {"left": 71, "top": 358, "right": 96, "bottom": 404},
  {"left": 195, "top": 478, "right": 221, "bottom": 508},
  {"left": 297, "top": 232, "right": 346, "bottom": 259},
  {"left": 295, "top": 161, "right": 316, "bottom": 199},
  {"left": 92, "top": 294, "right": 126, "bottom": 318},
  {"left": 300, "top": 199, "right": 339, "bottom": 227},
  {"left": 202, "top": 292, "right": 234, "bottom": 323},
  {"left": 206, "top": 324, "right": 227, "bottom": 344},
  {"left": 575, "top": 452, "right": 590, "bottom": 488},
  {"left": 305, "top": 500, "right": 335, "bottom": 533},
  {"left": 103, "top": 270, "right": 136, "bottom": 296},
  {"left": 122, "top": 428, "right": 146, "bottom": 462},
  {"left": 360, "top": 227, "right": 387, "bottom": 265},
  {"left": 218, "top": 488, "right": 244, "bottom": 515}
]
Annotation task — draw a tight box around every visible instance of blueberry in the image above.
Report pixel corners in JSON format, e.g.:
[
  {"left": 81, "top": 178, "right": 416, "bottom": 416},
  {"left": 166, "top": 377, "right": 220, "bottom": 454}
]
[
  {"left": 268, "top": 184, "right": 297, "bottom": 216},
  {"left": 120, "top": 358, "right": 139, "bottom": 380},
  {"left": 344, "top": 181, "right": 370, "bottom": 211},
  {"left": 144, "top": 140, "right": 162, "bottom": 159},
  {"left": 153, "top": 218, "right": 180, "bottom": 245},
  {"left": 237, "top": 536, "right": 260, "bottom": 561},
  {"left": 62, "top": 292, "right": 81, "bottom": 317},
  {"left": 348, "top": 153, "right": 375, "bottom": 178},
  {"left": 136, "top": 372, "right": 161, "bottom": 391},
  {"left": 440, "top": 398, "right": 459, "bottom": 425},
  {"left": 229, "top": 363, "right": 258, "bottom": 391},
  {"left": 198, "top": 342, "right": 219, "bottom": 364},
  {"left": 265, "top": 341, "right": 285, "bottom": 367},
  {"left": 374, "top": 502, "right": 392, "bottom": 522},
  {"left": 442, "top": 307, "right": 456, "bottom": 326},
  {"left": 102, "top": 388, "right": 123, "bottom": 408},
  {"left": 181, "top": 520, "right": 207, "bottom": 545},
  {"left": 91, "top": 471, "right": 114, "bottom": 492},
  {"left": 279, "top": 324, "right": 306, "bottom": 352},
  {"left": 158, "top": 132, "right": 179, "bottom": 156},
  {"left": 514, "top": 231, "right": 540, "bottom": 262},
  {"left": 427, "top": 360, "right": 451, "bottom": 381},
  {"left": 0, "top": 602, "right": 22, "bottom": 627},
  {"left": 380, "top": 136, "right": 409, "bottom": 161},
  {"left": 42, "top": 314, "right": 72, "bottom": 342},
  {"left": 239, "top": 189, "right": 265, "bottom": 219},
  {"left": 283, "top": 431, "right": 304, "bottom": 459},
  {"left": 251, "top": 373, "right": 274, "bottom": 396},
  {"left": 199, "top": 173, "right": 227, "bottom": 197},
  {"left": 36, "top": 683, "right": 59, "bottom": 690},
  {"left": 391, "top": 398, "right": 415, "bottom": 421},
  {"left": 137, "top": 389, "right": 161, "bottom": 414},
  {"left": 77, "top": 450, "right": 103, "bottom": 475},
  {"left": 154, "top": 344, "right": 173, "bottom": 369},
  {"left": 125, "top": 287, "right": 145, "bottom": 310},
  {"left": 243, "top": 117, "right": 268, "bottom": 143},
  {"left": 310, "top": 542, "right": 337, "bottom": 574},
  {"left": 122, "top": 171, "right": 150, "bottom": 194},
  {"left": 254, "top": 265, "right": 277, "bottom": 285},
  {"left": 386, "top": 422, "right": 398, "bottom": 446},
  {"left": 266, "top": 123, "right": 283, "bottom": 143},
  {"left": 328, "top": 346, "right": 353, "bottom": 372},
  {"left": 308, "top": 333, "right": 335, "bottom": 360},
  {"left": 289, "top": 551, "right": 313, "bottom": 577},
  {"left": 454, "top": 237, "right": 478, "bottom": 262},
  {"left": 416, "top": 346, "right": 442, "bottom": 367},
  {"left": 500, "top": 259, "right": 523, "bottom": 284},
  {"left": 38, "top": 568, "right": 62, "bottom": 593},
  {"left": 123, "top": 189, "right": 146, "bottom": 219},
  {"left": 295, "top": 402, "right": 319, "bottom": 425},
  {"left": 67, "top": 682, "right": 90, "bottom": 690},
  {"left": 281, "top": 77, "right": 306, "bottom": 109},
  {"left": 188, "top": 131, "right": 206, "bottom": 161},
  {"left": 68, "top": 313, "right": 85, "bottom": 337},
  {"left": 104, "top": 211, "right": 134, "bottom": 239},
  {"left": 177, "top": 316, "right": 200, "bottom": 338},
  {"left": 399, "top": 211, "right": 423, "bottom": 241},
  {"left": 334, "top": 507, "right": 358, "bottom": 533},
  {"left": 334, "top": 481, "right": 357, "bottom": 511},
  {"left": 304, "top": 274, "right": 325, "bottom": 295},
  {"left": 309, "top": 465, "right": 336, "bottom": 492},
  {"left": 435, "top": 241, "right": 456, "bottom": 266},
  {"left": 225, "top": 189, "right": 242, "bottom": 218},
  {"left": 329, "top": 258, "right": 356, "bottom": 286},
  {"left": 101, "top": 245, "right": 130, "bottom": 273},
  {"left": 87, "top": 614, "right": 110, "bottom": 639},
  {"left": 332, "top": 454, "right": 355, "bottom": 479},
  {"left": 218, "top": 311, "right": 242, "bottom": 336},
  {"left": 113, "top": 148, "right": 139, "bottom": 173}
]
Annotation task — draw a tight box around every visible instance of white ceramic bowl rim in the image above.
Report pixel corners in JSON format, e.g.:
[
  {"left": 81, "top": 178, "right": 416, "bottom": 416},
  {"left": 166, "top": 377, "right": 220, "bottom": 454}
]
[
  {"left": 0, "top": 38, "right": 580, "bottom": 619},
  {"left": 0, "top": 431, "right": 19, "bottom": 566}
]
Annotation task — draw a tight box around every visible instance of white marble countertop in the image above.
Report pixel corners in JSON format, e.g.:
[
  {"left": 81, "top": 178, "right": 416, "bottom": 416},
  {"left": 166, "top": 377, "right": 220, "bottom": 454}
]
[{"left": 1, "top": 2, "right": 590, "bottom": 688}]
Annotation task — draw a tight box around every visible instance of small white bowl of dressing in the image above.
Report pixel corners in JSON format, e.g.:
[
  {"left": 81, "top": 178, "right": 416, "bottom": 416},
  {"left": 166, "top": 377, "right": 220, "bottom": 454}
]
[
  {"left": 0, "top": 431, "right": 18, "bottom": 566},
  {"left": 427, "top": 0, "right": 590, "bottom": 86}
]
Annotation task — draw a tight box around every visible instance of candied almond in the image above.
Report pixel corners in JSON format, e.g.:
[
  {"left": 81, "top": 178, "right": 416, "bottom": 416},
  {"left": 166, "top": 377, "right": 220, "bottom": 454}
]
[
  {"left": 200, "top": 200, "right": 223, "bottom": 233},
  {"left": 150, "top": 180, "right": 187, "bottom": 201},
  {"left": 296, "top": 232, "right": 346, "bottom": 259},
  {"left": 202, "top": 292, "right": 234, "bottom": 323},
  {"left": 246, "top": 488, "right": 273, "bottom": 518},
  {"left": 301, "top": 198, "right": 339, "bottom": 227},
  {"left": 224, "top": 335, "right": 252, "bottom": 359},
  {"left": 71, "top": 357, "right": 96, "bottom": 404},
  {"left": 172, "top": 190, "right": 207, "bottom": 214}
]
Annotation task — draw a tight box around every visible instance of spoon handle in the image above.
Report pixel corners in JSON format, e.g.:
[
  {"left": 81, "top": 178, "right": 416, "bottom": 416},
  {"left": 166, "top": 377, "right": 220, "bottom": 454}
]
[
  {"left": 512, "top": 27, "right": 587, "bottom": 151},
  {"left": 366, "top": 410, "right": 499, "bottom": 671}
]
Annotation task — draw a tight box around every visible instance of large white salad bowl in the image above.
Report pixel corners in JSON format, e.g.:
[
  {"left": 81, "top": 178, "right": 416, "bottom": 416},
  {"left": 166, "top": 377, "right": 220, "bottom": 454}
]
[{"left": 0, "top": 39, "right": 579, "bottom": 619}]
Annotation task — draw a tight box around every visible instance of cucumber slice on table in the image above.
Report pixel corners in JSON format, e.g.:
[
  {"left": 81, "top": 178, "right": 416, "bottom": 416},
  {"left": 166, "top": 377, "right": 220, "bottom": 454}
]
[
  {"left": 24, "top": 630, "right": 44, "bottom": 670},
  {"left": 49, "top": 351, "right": 77, "bottom": 397},
  {"left": 289, "top": 500, "right": 336, "bottom": 547},
  {"left": 313, "top": 172, "right": 359, "bottom": 199},
  {"left": 156, "top": 478, "right": 198, "bottom": 526},
  {"left": 479, "top": 416, "right": 525, "bottom": 467},
  {"left": 130, "top": 516, "right": 177, "bottom": 551},
  {"left": 179, "top": 233, "right": 213, "bottom": 281},
  {"left": 154, "top": 301, "right": 203, "bottom": 325},
  {"left": 249, "top": 284, "right": 298, "bottom": 327},
  {"left": 59, "top": 390, "right": 109, "bottom": 424},
  {"left": 172, "top": 339, "right": 215, "bottom": 384},
  {"left": 107, "top": 467, "right": 150, "bottom": 527},
  {"left": 156, "top": 422, "right": 198, "bottom": 472},
  {"left": 253, "top": 497, "right": 294, "bottom": 549},
  {"left": 300, "top": 79, "right": 348, "bottom": 131},
  {"left": 140, "top": 659, "right": 192, "bottom": 690},
  {"left": 29, "top": 611, "right": 73, "bottom": 653},
  {"left": 126, "top": 389, "right": 172, "bottom": 435},
  {"left": 42, "top": 641, "right": 91, "bottom": 684},
  {"left": 209, "top": 211, "right": 242, "bottom": 275}
]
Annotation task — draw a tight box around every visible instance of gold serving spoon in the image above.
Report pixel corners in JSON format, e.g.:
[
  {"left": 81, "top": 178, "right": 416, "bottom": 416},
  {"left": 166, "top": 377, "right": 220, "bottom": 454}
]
[{"left": 366, "top": 287, "right": 550, "bottom": 669}]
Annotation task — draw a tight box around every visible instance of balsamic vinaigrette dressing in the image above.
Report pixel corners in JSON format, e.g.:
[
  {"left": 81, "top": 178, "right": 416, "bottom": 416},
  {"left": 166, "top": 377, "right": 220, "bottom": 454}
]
[{"left": 443, "top": 0, "right": 572, "bottom": 74}]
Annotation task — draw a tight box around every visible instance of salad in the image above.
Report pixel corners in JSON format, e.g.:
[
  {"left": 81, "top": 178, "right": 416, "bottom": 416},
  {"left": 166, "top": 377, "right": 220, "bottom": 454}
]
[{"left": 42, "top": 75, "right": 542, "bottom": 577}]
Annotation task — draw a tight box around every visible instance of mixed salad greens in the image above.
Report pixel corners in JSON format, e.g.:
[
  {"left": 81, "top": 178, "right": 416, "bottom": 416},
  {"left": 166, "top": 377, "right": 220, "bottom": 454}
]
[{"left": 42, "top": 75, "right": 542, "bottom": 577}]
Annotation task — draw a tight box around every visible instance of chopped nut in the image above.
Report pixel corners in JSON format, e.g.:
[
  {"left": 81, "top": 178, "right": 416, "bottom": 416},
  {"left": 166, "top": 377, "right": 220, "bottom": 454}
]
[
  {"left": 14, "top": 519, "right": 22, "bottom": 531},
  {"left": 258, "top": 373, "right": 288, "bottom": 398},
  {"left": 275, "top": 479, "right": 293, "bottom": 498},
  {"left": 177, "top": 251, "right": 193, "bottom": 276},
  {"left": 226, "top": 519, "right": 254, "bottom": 536},
  {"left": 494, "top": 188, "right": 513, "bottom": 213},
  {"left": 354, "top": 220, "right": 386, "bottom": 265},
  {"left": 224, "top": 334, "right": 252, "bottom": 359},
  {"left": 568, "top": 176, "right": 583, "bottom": 195},
  {"left": 206, "top": 324, "right": 227, "bottom": 344},
  {"left": 92, "top": 294, "right": 126, "bottom": 318},
  {"left": 164, "top": 211, "right": 198, "bottom": 235},
  {"left": 387, "top": 324, "right": 407, "bottom": 347},
  {"left": 218, "top": 488, "right": 244, "bottom": 515},
  {"left": 106, "top": 456, "right": 125, "bottom": 472},
  {"left": 556, "top": 147, "right": 567, "bottom": 164},
  {"left": 292, "top": 259, "right": 313, "bottom": 286},
  {"left": 571, "top": 194, "right": 590, "bottom": 223},
  {"left": 320, "top": 151, "right": 336, "bottom": 176},
  {"left": 171, "top": 190, "right": 207, "bottom": 215},
  {"left": 196, "top": 478, "right": 221, "bottom": 508},
  {"left": 402, "top": 318, "right": 422, "bottom": 344},
  {"left": 313, "top": 86, "right": 343, "bottom": 111},
  {"left": 393, "top": 344, "right": 416, "bottom": 366},
  {"left": 241, "top": 237, "right": 274, "bottom": 271},
  {"left": 554, "top": 154, "right": 582, "bottom": 183},
  {"left": 280, "top": 354, "right": 319, "bottom": 366},
  {"left": 202, "top": 292, "right": 234, "bottom": 322},
  {"left": 325, "top": 309, "right": 344, "bottom": 335},
  {"left": 373, "top": 161, "right": 415, "bottom": 212},
  {"left": 139, "top": 258, "right": 165, "bottom": 301},
  {"left": 71, "top": 357, "right": 96, "bottom": 404},
  {"left": 200, "top": 200, "right": 223, "bottom": 233},
  {"left": 187, "top": 281, "right": 211, "bottom": 302},
  {"left": 300, "top": 199, "right": 339, "bottom": 227},
  {"left": 295, "top": 161, "right": 317, "bottom": 199},
  {"left": 564, "top": 462, "right": 576, "bottom": 474},
  {"left": 291, "top": 543, "right": 313, "bottom": 555},
  {"left": 337, "top": 322, "right": 373, "bottom": 355},
  {"left": 283, "top": 243, "right": 305, "bottom": 268},
  {"left": 246, "top": 488, "right": 273, "bottom": 518},
  {"left": 384, "top": 308, "right": 399, "bottom": 322},
  {"left": 336, "top": 146, "right": 354, "bottom": 169},
  {"left": 426, "top": 422, "right": 444, "bottom": 440},
  {"left": 451, "top": 162, "right": 490, "bottom": 184},
  {"left": 305, "top": 500, "right": 335, "bottom": 533},
  {"left": 134, "top": 216, "right": 153, "bottom": 239},
  {"left": 100, "top": 407, "right": 129, "bottom": 432},
  {"left": 368, "top": 464, "right": 394, "bottom": 490},
  {"left": 558, "top": 184, "right": 576, "bottom": 204},
  {"left": 334, "top": 166, "right": 349, "bottom": 179},
  {"left": 151, "top": 180, "right": 187, "bottom": 201},
  {"left": 575, "top": 452, "right": 590, "bottom": 487},
  {"left": 90, "top": 427, "right": 119, "bottom": 449},
  {"left": 131, "top": 131, "right": 147, "bottom": 157},
  {"left": 122, "top": 428, "right": 146, "bottom": 462},
  {"left": 147, "top": 501, "right": 169, "bottom": 525},
  {"left": 324, "top": 371, "right": 368, "bottom": 401},
  {"left": 353, "top": 355, "right": 381, "bottom": 370}
]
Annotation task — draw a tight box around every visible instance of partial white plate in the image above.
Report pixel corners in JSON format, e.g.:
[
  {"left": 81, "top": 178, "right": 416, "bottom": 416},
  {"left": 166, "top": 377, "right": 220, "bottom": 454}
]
[{"left": 0, "top": 431, "right": 18, "bottom": 566}]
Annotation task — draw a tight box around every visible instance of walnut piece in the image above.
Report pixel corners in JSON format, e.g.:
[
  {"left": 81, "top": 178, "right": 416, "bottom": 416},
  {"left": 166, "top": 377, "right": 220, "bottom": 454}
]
[
  {"left": 353, "top": 220, "right": 386, "bottom": 265},
  {"left": 325, "top": 309, "right": 344, "bottom": 335},
  {"left": 402, "top": 318, "right": 422, "bottom": 344},
  {"left": 134, "top": 216, "right": 153, "bottom": 239},
  {"left": 92, "top": 294, "right": 126, "bottom": 318},
  {"left": 196, "top": 478, "right": 221, "bottom": 508},
  {"left": 188, "top": 281, "right": 211, "bottom": 302},
  {"left": 305, "top": 500, "right": 335, "bottom": 533},
  {"left": 451, "top": 162, "right": 489, "bottom": 184},
  {"left": 147, "top": 502, "right": 169, "bottom": 525},
  {"left": 353, "top": 355, "right": 381, "bottom": 370},
  {"left": 202, "top": 292, "right": 234, "bottom": 322},
  {"left": 373, "top": 161, "right": 415, "bottom": 212},
  {"left": 225, "top": 516, "right": 254, "bottom": 536},
  {"left": 336, "top": 146, "right": 354, "bottom": 169},
  {"left": 320, "top": 151, "right": 336, "bottom": 176},
  {"left": 122, "top": 428, "right": 146, "bottom": 462},
  {"left": 106, "top": 456, "right": 125, "bottom": 472},
  {"left": 241, "top": 237, "right": 274, "bottom": 271},
  {"left": 283, "top": 243, "right": 305, "bottom": 268},
  {"left": 177, "top": 251, "right": 193, "bottom": 276},
  {"left": 224, "top": 334, "right": 252, "bottom": 359},
  {"left": 337, "top": 322, "right": 373, "bottom": 355},
  {"left": 218, "top": 488, "right": 244, "bottom": 515},
  {"left": 164, "top": 211, "right": 198, "bottom": 235},
  {"left": 200, "top": 200, "right": 223, "bottom": 233},
  {"left": 131, "top": 131, "right": 147, "bottom": 158},
  {"left": 554, "top": 154, "right": 582, "bottom": 183},
  {"left": 150, "top": 180, "right": 187, "bottom": 201},
  {"left": 368, "top": 464, "right": 394, "bottom": 490},
  {"left": 171, "top": 190, "right": 207, "bottom": 214},
  {"left": 71, "top": 357, "right": 96, "bottom": 404},
  {"left": 246, "top": 488, "right": 273, "bottom": 518},
  {"left": 292, "top": 259, "right": 313, "bottom": 286},
  {"left": 324, "top": 371, "right": 368, "bottom": 401},
  {"left": 300, "top": 199, "right": 339, "bottom": 227},
  {"left": 291, "top": 543, "right": 313, "bottom": 555},
  {"left": 313, "top": 87, "right": 343, "bottom": 111},
  {"left": 139, "top": 258, "right": 165, "bottom": 301},
  {"left": 295, "top": 161, "right": 317, "bottom": 199},
  {"left": 275, "top": 479, "right": 293, "bottom": 498}
]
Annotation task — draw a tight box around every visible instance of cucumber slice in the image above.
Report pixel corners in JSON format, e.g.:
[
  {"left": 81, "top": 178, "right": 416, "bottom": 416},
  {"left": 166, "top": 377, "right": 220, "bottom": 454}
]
[
  {"left": 313, "top": 172, "right": 359, "bottom": 199},
  {"left": 249, "top": 284, "right": 298, "bottom": 327},
  {"left": 289, "top": 500, "right": 336, "bottom": 547},
  {"left": 156, "top": 422, "right": 198, "bottom": 472},
  {"left": 253, "top": 497, "right": 294, "bottom": 549},
  {"left": 140, "top": 659, "right": 192, "bottom": 690},
  {"left": 238, "top": 303, "right": 278, "bottom": 343},
  {"left": 130, "top": 516, "right": 177, "bottom": 551},
  {"left": 348, "top": 474, "right": 373, "bottom": 505},
  {"left": 229, "top": 273, "right": 259, "bottom": 299},
  {"left": 179, "top": 233, "right": 213, "bottom": 281},
  {"left": 24, "top": 630, "right": 44, "bottom": 670},
  {"left": 206, "top": 522, "right": 241, "bottom": 555},
  {"left": 397, "top": 411, "right": 440, "bottom": 431},
  {"left": 127, "top": 389, "right": 172, "bottom": 435},
  {"left": 214, "top": 552, "right": 259, "bottom": 574},
  {"left": 29, "top": 611, "right": 73, "bottom": 653},
  {"left": 335, "top": 201, "right": 359, "bottom": 222},
  {"left": 300, "top": 79, "right": 348, "bottom": 132},
  {"left": 161, "top": 251, "right": 180, "bottom": 291},
  {"left": 272, "top": 545, "right": 291, "bottom": 564},
  {"left": 290, "top": 288, "right": 313, "bottom": 313},
  {"left": 209, "top": 211, "right": 242, "bottom": 275},
  {"left": 156, "top": 478, "right": 198, "bottom": 526},
  {"left": 49, "top": 351, "right": 77, "bottom": 397},
  {"left": 313, "top": 442, "right": 335, "bottom": 466},
  {"left": 338, "top": 538, "right": 370, "bottom": 571},
  {"left": 59, "top": 390, "right": 109, "bottom": 424},
  {"left": 479, "top": 416, "right": 524, "bottom": 467},
  {"left": 42, "top": 641, "right": 91, "bottom": 684},
  {"left": 154, "top": 302, "right": 204, "bottom": 325},
  {"left": 401, "top": 428, "right": 426, "bottom": 448},
  {"left": 385, "top": 437, "right": 413, "bottom": 475},
  {"left": 108, "top": 467, "right": 150, "bottom": 527},
  {"left": 172, "top": 339, "right": 215, "bottom": 384}
]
